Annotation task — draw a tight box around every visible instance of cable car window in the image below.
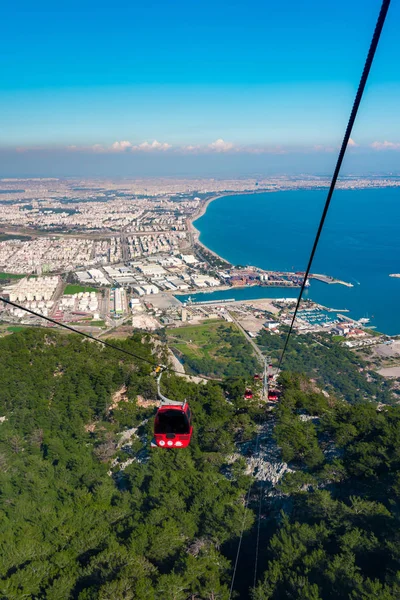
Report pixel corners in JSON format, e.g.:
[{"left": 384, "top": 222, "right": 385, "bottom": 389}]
[{"left": 155, "top": 410, "right": 190, "bottom": 434}]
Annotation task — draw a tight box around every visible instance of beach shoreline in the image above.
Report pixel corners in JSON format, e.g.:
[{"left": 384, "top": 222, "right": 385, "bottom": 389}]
[
  {"left": 188, "top": 190, "right": 266, "bottom": 264},
  {"left": 187, "top": 193, "right": 231, "bottom": 262}
]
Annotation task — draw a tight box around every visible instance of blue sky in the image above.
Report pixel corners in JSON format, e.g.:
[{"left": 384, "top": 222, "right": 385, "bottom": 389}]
[{"left": 1, "top": 0, "right": 400, "bottom": 175}]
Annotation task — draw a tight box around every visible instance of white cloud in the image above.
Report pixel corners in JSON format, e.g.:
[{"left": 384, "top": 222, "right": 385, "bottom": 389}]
[
  {"left": 370, "top": 140, "right": 400, "bottom": 151},
  {"left": 33, "top": 139, "right": 373, "bottom": 156},
  {"left": 132, "top": 140, "right": 172, "bottom": 152},
  {"left": 207, "top": 138, "right": 235, "bottom": 152},
  {"left": 74, "top": 140, "right": 173, "bottom": 153},
  {"left": 111, "top": 140, "right": 133, "bottom": 152}
]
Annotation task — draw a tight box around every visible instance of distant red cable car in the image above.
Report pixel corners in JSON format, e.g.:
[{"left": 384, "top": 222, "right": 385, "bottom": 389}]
[
  {"left": 268, "top": 390, "right": 279, "bottom": 402},
  {"left": 244, "top": 388, "right": 253, "bottom": 400},
  {"left": 268, "top": 363, "right": 274, "bottom": 381},
  {"left": 152, "top": 367, "right": 193, "bottom": 449}
]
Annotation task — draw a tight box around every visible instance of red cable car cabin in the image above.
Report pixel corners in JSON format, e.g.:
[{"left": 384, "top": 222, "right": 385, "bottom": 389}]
[
  {"left": 244, "top": 389, "right": 253, "bottom": 400},
  {"left": 268, "top": 390, "right": 279, "bottom": 402},
  {"left": 153, "top": 401, "right": 193, "bottom": 448}
]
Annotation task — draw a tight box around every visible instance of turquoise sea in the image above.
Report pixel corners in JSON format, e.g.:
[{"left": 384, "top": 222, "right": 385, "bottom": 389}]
[{"left": 182, "top": 188, "right": 400, "bottom": 335}]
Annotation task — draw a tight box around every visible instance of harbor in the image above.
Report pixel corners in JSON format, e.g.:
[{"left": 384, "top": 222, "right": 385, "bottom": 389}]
[{"left": 296, "top": 307, "right": 340, "bottom": 328}]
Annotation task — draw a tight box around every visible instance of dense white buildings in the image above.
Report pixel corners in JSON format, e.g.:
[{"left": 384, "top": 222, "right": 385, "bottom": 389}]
[
  {"left": 5, "top": 276, "right": 59, "bottom": 302},
  {"left": 190, "top": 275, "right": 220, "bottom": 288},
  {"left": 59, "top": 291, "right": 99, "bottom": 314},
  {"left": 0, "top": 238, "right": 113, "bottom": 274},
  {"left": 1, "top": 276, "right": 59, "bottom": 319},
  {"left": 138, "top": 263, "right": 167, "bottom": 278},
  {"left": 181, "top": 254, "right": 198, "bottom": 265},
  {"left": 76, "top": 269, "right": 109, "bottom": 286}
]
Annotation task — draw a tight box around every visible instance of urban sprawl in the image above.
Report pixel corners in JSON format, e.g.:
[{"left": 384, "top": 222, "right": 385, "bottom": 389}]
[{"left": 1, "top": 176, "right": 398, "bottom": 350}]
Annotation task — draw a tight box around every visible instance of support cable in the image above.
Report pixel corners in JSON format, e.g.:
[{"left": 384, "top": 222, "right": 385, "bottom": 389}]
[
  {"left": 253, "top": 474, "right": 263, "bottom": 590},
  {"left": 0, "top": 295, "right": 209, "bottom": 379},
  {"left": 278, "top": 0, "right": 391, "bottom": 370},
  {"left": 229, "top": 419, "right": 262, "bottom": 599},
  {"left": 0, "top": 295, "right": 257, "bottom": 383}
]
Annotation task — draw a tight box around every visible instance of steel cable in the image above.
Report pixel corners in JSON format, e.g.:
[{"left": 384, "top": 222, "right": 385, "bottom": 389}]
[
  {"left": 229, "top": 418, "right": 262, "bottom": 599},
  {"left": 0, "top": 295, "right": 217, "bottom": 379},
  {"left": 0, "top": 294, "right": 262, "bottom": 384},
  {"left": 278, "top": 0, "right": 391, "bottom": 370}
]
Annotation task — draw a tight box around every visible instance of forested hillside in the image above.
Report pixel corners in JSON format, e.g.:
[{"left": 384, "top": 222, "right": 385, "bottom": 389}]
[
  {"left": 1, "top": 329, "right": 400, "bottom": 599},
  {"left": 254, "top": 372, "right": 400, "bottom": 600},
  {"left": 0, "top": 330, "right": 255, "bottom": 599},
  {"left": 257, "top": 329, "right": 395, "bottom": 404}
]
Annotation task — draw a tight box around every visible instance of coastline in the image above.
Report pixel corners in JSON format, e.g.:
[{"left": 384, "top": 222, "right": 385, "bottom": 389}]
[
  {"left": 188, "top": 193, "right": 232, "bottom": 262},
  {"left": 188, "top": 190, "right": 267, "bottom": 264},
  {"left": 186, "top": 188, "right": 400, "bottom": 335},
  {"left": 188, "top": 191, "right": 353, "bottom": 287},
  {"left": 188, "top": 183, "right": 400, "bottom": 268}
]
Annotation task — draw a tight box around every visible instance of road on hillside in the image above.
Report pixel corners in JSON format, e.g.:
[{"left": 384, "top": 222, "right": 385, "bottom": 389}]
[{"left": 227, "top": 309, "right": 265, "bottom": 364}]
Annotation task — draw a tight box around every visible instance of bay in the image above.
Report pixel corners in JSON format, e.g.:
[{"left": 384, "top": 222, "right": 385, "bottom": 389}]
[{"left": 189, "top": 188, "right": 400, "bottom": 335}]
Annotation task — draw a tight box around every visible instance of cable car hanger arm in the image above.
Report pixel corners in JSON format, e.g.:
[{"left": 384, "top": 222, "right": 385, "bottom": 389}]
[{"left": 156, "top": 365, "right": 187, "bottom": 407}]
